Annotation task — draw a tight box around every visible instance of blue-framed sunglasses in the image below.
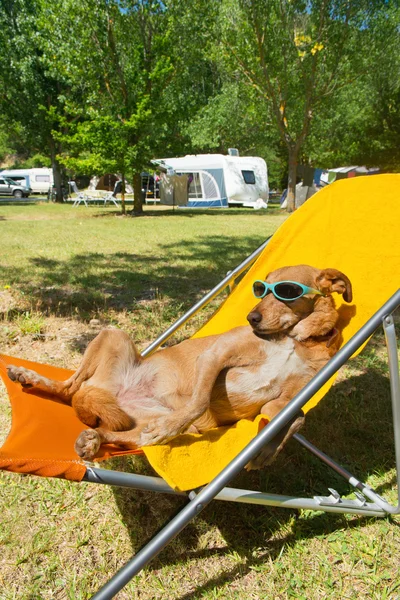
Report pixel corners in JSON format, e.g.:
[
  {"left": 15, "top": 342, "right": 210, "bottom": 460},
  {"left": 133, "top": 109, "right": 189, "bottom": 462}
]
[{"left": 252, "top": 280, "right": 324, "bottom": 302}]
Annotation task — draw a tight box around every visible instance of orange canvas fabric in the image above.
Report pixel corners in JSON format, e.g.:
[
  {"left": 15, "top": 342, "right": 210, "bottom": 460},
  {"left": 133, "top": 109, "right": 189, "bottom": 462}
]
[
  {"left": 0, "top": 174, "right": 399, "bottom": 490},
  {"left": 0, "top": 355, "right": 143, "bottom": 481}
]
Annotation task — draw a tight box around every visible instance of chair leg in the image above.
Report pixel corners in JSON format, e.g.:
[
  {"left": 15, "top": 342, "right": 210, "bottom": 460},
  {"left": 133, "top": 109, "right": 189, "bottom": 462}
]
[{"left": 383, "top": 313, "right": 400, "bottom": 507}]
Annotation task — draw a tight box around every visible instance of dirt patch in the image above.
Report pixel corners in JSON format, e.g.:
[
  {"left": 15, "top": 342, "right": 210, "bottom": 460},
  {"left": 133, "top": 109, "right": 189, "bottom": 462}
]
[
  {"left": 0, "top": 290, "right": 15, "bottom": 314},
  {"left": 1, "top": 316, "right": 101, "bottom": 366}
]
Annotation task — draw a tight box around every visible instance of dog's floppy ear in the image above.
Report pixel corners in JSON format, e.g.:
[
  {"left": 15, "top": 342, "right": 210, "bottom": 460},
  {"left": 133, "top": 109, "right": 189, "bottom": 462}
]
[{"left": 316, "top": 269, "right": 353, "bottom": 303}]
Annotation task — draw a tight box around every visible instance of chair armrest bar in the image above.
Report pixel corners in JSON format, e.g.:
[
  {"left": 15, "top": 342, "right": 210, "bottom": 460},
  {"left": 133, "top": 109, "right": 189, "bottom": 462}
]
[{"left": 83, "top": 466, "right": 186, "bottom": 496}]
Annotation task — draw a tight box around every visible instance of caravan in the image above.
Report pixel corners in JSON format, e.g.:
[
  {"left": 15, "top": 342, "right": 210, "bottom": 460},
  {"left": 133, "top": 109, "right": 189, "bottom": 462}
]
[
  {"left": 152, "top": 153, "right": 269, "bottom": 208},
  {"left": 0, "top": 168, "right": 53, "bottom": 194}
]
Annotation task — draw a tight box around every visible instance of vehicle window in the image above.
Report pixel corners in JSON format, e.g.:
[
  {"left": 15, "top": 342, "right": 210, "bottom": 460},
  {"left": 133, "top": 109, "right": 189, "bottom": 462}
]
[
  {"left": 35, "top": 175, "right": 50, "bottom": 182},
  {"left": 4, "top": 177, "right": 17, "bottom": 185},
  {"left": 242, "top": 170, "right": 256, "bottom": 184},
  {"left": 0, "top": 178, "right": 5, "bottom": 185}
]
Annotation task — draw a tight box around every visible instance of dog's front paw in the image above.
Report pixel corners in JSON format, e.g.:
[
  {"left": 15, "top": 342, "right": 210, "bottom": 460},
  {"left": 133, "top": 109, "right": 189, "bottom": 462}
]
[
  {"left": 7, "top": 365, "right": 41, "bottom": 388},
  {"left": 75, "top": 429, "right": 101, "bottom": 460},
  {"left": 289, "top": 322, "right": 310, "bottom": 341}
]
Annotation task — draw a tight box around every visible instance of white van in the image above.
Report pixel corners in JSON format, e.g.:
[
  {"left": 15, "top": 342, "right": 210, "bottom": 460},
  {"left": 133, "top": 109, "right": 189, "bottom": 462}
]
[{"left": 0, "top": 168, "right": 54, "bottom": 194}]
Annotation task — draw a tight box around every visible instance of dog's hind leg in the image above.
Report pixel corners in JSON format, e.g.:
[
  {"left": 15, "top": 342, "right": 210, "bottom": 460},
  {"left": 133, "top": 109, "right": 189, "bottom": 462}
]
[
  {"left": 7, "top": 328, "right": 142, "bottom": 404},
  {"left": 75, "top": 426, "right": 143, "bottom": 460},
  {"left": 7, "top": 364, "right": 79, "bottom": 403},
  {"left": 72, "top": 386, "right": 134, "bottom": 431}
]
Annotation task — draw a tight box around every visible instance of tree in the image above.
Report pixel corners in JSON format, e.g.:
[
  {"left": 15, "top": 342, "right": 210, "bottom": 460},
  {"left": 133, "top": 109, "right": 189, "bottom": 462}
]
[
  {"left": 302, "top": 3, "right": 400, "bottom": 171},
  {"left": 187, "top": 81, "right": 286, "bottom": 188},
  {"left": 349, "top": 3, "right": 400, "bottom": 171},
  {"left": 0, "top": 122, "right": 15, "bottom": 165},
  {"left": 217, "top": 0, "right": 391, "bottom": 211},
  {"left": 46, "top": 0, "right": 220, "bottom": 214},
  {"left": 0, "top": 0, "right": 76, "bottom": 201},
  {"left": 0, "top": 0, "right": 220, "bottom": 210}
]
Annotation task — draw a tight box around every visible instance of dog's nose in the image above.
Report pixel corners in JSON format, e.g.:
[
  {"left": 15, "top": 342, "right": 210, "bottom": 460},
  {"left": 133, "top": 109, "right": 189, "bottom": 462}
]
[{"left": 247, "top": 311, "right": 262, "bottom": 326}]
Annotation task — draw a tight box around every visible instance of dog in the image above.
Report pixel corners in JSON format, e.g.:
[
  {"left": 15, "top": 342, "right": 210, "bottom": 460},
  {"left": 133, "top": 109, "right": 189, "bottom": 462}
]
[{"left": 7, "top": 265, "right": 352, "bottom": 469}]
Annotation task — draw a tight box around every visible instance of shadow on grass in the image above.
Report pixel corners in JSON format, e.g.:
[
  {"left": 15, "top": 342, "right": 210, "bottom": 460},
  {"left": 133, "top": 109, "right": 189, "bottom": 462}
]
[
  {"left": 141, "top": 206, "right": 283, "bottom": 218},
  {"left": 109, "top": 341, "right": 397, "bottom": 596},
  {"left": 90, "top": 205, "right": 283, "bottom": 219},
  {"left": 0, "top": 234, "right": 268, "bottom": 320},
  {"left": 0, "top": 200, "right": 43, "bottom": 206}
]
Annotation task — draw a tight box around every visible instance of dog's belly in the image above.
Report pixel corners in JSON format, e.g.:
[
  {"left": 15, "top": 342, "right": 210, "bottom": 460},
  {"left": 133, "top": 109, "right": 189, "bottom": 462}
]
[
  {"left": 115, "top": 362, "right": 172, "bottom": 421},
  {"left": 209, "top": 337, "right": 312, "bottom": 423}
]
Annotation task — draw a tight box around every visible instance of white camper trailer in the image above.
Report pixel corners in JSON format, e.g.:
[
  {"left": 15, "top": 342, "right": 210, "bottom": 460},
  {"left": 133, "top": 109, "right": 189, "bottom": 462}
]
[
  {"left": 152, "top": 154, "right": 269, "bottom": 208},
  {"left": 0, "top": 168, "right": 54, "bottom": 194}
]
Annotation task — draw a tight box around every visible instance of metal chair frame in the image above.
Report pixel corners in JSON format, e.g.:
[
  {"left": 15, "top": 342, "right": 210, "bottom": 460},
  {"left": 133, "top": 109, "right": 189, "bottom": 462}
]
[{"left": 102, "top": 192, "right": 120, "bottom": 207}]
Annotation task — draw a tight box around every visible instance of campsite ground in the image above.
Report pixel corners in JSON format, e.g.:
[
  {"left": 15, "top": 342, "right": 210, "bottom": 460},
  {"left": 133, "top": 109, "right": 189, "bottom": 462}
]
[{"left": 0, "top": 202, "right": 399, "bottom": 599}]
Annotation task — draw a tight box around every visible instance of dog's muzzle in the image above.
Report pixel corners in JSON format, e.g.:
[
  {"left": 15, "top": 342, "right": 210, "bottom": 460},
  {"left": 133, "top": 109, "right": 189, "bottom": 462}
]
[{"left": 247, "top": 311, "right": 262, "bottom": 328}]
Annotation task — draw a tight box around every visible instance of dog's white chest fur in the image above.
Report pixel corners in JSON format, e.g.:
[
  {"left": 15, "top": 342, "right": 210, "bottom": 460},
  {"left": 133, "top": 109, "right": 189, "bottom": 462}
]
[{"left": 225, "top": 337, "right": 309, "bottom": 402}]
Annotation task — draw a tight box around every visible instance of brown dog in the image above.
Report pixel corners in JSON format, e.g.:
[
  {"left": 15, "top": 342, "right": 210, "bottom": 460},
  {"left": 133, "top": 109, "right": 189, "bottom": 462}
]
[{"left": 7, "top": 265, "right": 352, "bottom": 469}]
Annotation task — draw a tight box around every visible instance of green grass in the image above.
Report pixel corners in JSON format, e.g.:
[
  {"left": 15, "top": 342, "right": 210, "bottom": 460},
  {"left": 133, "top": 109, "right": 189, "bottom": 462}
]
[
  {"left": 0, "top": 201, "right": 399, "bottom": 599},
  {"left": 0, "top": 202, "right": 287, "bottom": 345}
]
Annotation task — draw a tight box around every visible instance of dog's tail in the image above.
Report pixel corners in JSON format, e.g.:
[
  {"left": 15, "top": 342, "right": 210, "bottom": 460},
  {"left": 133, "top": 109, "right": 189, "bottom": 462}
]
[{"left": 72, "top": 386, "right": 133, "bottom": 431}]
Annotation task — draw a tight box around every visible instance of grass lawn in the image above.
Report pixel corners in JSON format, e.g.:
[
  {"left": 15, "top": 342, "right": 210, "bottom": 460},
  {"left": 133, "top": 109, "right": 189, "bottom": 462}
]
[{"left": 0, "top": 202, "right": 399, "bottom": 599}]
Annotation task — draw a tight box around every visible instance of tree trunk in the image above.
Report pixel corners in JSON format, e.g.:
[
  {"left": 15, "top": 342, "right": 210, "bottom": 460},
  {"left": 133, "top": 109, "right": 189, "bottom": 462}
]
[
  {"left": 120, "top": 171, "right": 126, "bottom": 215},
  {"left": 286, "top": 148, "right": 298, "bottom": 213},
  {"left": 49, "top": 138, "right": 64, "bottom": 203},
  {"left": 132, "top": 171, "right": 144, "bottom": 215}
]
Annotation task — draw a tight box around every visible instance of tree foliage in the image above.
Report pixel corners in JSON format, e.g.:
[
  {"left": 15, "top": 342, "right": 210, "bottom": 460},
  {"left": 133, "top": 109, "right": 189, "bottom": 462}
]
[
  {"left": 303, "top": 3, "right": 400, "bottom": 171},
  {"left": 214, "top": 0, "right": 398, "bottom": 210},
  {"left": 0, "top": 0, "right": 76, "bottom": 200},
  {"left": 42, "top": 0, "right": 221, "bottom": 213},
  {"left": 0, "top": 0, "right": 398, "bottom": 212}
]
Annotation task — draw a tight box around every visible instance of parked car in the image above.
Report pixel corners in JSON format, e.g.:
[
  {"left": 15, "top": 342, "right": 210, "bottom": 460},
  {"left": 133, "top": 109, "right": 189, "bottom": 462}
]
[
  {"left": 0, "top": 176, "right": 31, "bottom": 198},
  {"left": 0, "top": 168, "right": 53, "bottom": 194}
]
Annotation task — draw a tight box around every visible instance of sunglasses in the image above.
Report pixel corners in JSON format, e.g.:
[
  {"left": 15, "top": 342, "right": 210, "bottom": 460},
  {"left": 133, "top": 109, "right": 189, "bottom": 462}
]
[{"left": 252, "top": 280, "right": 324, "bottom": 302}]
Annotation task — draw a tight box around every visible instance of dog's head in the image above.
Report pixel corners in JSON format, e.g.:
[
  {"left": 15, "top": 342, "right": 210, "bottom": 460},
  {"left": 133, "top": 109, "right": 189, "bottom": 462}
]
[{"left": 247, "top": 264, "right": 352, "bottom": 335}]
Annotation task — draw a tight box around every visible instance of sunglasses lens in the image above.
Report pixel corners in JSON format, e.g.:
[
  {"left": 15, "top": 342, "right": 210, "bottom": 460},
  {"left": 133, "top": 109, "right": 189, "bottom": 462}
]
[
  {"left": 253, "top": 282, "right": 266, "bottom": 297},
  {"left": 274, "top": 282, "right": 304, "bottom": 300}
]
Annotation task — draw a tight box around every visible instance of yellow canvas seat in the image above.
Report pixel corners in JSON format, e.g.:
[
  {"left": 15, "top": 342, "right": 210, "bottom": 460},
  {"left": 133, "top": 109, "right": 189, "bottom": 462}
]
[{"left": 1, "top": 174, "right": 399, "bottom": 598}]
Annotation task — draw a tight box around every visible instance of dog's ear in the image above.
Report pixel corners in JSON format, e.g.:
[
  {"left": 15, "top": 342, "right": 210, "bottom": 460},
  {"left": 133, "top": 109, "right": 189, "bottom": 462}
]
[{"left": 316, "top": 269, "right": 353, "bottom": 303}]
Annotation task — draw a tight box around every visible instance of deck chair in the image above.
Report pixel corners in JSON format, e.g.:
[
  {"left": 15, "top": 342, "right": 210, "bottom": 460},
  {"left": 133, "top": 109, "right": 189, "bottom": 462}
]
[
  {"left": 102, "top": 191, "right": 120, "bottom": 207},
  {"left": 1, "top": 174, "right": 399, "bottom": 599},
  {"left": 71, "top": 181, "right": 101, "bottom": 207}
]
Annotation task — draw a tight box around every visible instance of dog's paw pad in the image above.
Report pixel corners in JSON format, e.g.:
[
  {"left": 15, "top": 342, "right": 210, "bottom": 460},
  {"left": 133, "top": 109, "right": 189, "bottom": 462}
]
[
  {"left": 245, "top": 444, "right": 280, "bottom": 471},
  {"left": 75, "top": 430, "right": 101, "bottom": 460},
  {"left": 7, "top": 367, "right": 18, "bottom": 382}
]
